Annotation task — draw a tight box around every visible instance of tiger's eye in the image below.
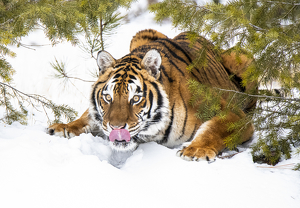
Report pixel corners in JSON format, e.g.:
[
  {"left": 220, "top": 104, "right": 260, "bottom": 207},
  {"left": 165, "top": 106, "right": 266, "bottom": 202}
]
[
  {"left": 105, "top": 94, "right": 112, "bottom": 102},
  {"left": 133, "top": 95, "right": 140, "bottom": 103}
]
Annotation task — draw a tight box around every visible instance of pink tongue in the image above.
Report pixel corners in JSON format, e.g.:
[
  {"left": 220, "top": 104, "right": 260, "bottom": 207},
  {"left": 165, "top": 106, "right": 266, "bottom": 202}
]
[{"left": 109, "top": 129, "right": 131, "bottom": 142}]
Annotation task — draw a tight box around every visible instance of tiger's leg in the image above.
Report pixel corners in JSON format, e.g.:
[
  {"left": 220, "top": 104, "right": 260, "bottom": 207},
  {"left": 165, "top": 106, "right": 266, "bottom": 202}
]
[
  {"left": 177, "top": 111, "right": 254, "bottom": 162},
  {"left": 46, "top": 109, "right": 92, "bottom": 138}
]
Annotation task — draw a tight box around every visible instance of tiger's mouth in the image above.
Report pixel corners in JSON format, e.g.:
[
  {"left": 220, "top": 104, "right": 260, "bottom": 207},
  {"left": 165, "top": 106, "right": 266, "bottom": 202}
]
[{"left": 108, "top": 129, "right": 139, "bottom": 152}]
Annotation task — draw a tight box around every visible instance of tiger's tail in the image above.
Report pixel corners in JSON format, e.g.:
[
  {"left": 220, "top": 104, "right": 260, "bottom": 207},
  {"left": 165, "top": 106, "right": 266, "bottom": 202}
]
[{"left": 130, "top": 29, "right": 168, "bottom": 52}]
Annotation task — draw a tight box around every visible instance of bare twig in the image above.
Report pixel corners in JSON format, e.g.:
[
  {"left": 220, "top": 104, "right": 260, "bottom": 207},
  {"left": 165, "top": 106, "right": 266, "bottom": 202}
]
[
  {"left": 217, "top": 151, "right": 245, "bottom": 159},
  {"left": 62, "top": 75, "right": 95, "bottom": 83},
  {"left": 256, "top": 163, "right": 297, "bottom": 169},
  {"left": 2, "top": 85, "right": 9, "bottom": 123}
]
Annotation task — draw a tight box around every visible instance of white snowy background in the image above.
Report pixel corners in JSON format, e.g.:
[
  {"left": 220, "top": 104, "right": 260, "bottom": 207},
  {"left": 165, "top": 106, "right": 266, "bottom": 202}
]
[{"left": 1, "top": 1, "right": 300, "bottom": 208}]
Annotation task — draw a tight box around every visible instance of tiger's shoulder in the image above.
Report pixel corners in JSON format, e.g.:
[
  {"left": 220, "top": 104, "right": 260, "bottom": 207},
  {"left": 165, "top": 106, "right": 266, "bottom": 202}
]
[{"left": 130, "top": 29, "right": 168, "bottom": 52}]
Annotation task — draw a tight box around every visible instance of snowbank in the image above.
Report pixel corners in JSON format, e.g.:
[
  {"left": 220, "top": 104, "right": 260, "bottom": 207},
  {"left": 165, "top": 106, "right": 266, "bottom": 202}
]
[{"left": 0, "top": 123, "right": 299, "bottom": 208}]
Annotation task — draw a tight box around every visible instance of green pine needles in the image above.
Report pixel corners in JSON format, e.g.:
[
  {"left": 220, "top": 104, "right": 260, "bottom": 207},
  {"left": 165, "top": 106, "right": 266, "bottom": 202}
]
[
  {"left": 150, "top": 0, "right": 300, "bottom": 168},
  {"left": 0, "top": 0, "right": 133, "bottom": 125}
]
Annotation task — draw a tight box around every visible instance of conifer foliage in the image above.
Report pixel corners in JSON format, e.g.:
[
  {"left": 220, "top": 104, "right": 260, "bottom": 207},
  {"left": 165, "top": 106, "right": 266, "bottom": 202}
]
[
  {"left": 150, "top": 0, "right": 300, "bottom": 168},
  {"left": 0, "top": 0, "right": 132, "bottom": 124}
]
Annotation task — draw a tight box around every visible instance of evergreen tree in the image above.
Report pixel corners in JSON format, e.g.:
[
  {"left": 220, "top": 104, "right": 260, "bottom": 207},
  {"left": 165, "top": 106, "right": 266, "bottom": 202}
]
[
  {"left": 0, "top": 0, "right": 132, "bottom": 124},
  {"left": 150, "top": 0, "right": 300, "bottom": 169}
]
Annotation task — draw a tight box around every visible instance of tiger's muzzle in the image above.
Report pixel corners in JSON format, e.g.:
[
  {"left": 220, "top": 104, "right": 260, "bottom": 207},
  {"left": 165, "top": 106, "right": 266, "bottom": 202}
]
[{"left": 106, "top": 123, "right": 139, "bottom": 152}]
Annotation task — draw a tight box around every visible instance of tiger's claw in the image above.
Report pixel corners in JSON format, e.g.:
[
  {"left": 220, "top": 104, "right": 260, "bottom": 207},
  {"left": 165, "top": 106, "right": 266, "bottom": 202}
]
[{"left": 176, "top": 145, "right": 217, "bottom": 162}]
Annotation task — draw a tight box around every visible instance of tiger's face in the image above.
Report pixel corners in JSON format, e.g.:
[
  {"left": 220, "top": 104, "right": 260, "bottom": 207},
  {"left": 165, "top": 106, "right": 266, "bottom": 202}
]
[{"left": 90, "top": 50, "right": 170, "bottom": 152}]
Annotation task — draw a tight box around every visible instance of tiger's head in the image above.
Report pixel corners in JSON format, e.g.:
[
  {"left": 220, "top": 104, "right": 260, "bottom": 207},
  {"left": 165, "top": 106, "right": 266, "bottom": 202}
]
[{"left": 90, "top": 50, "right": 170, "bottom": 152}]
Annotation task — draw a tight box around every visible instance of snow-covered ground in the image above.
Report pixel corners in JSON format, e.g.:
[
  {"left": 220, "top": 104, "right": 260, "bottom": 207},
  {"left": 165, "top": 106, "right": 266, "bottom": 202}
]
[{"left": 1, "top": 1, "right": 300, "bottom": 207}]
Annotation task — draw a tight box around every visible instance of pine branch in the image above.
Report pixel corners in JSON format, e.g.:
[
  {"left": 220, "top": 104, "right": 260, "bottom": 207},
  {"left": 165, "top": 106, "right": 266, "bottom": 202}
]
[
  {"left": 177, "top": 1, "right": 226, "bottom": 15},
  {"left": 0, "top": 82, "right": 77, "bottom": 124},
  {"left": 50, "top": 58, "right": 95, "bottom": 83},
  {"left": 265, "top": 1, "right": 300, "bottom": 6},
  {"left": 212, "top": 87, "right": 300, "bottom": 102},
  {"left": 1, "top": 82, "right": 50, "bottom": 107}
]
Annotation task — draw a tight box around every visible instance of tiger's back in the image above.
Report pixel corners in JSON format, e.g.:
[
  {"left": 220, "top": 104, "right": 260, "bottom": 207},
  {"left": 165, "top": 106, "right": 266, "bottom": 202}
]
[{"left": 127, "top": 29, "right": 244, "bottom": 147}]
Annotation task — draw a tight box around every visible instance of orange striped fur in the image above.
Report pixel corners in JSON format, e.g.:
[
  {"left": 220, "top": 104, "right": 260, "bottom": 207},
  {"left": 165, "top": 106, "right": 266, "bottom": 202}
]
[{"left": 47, "top": 29, "right": 255, "bottom": 162}]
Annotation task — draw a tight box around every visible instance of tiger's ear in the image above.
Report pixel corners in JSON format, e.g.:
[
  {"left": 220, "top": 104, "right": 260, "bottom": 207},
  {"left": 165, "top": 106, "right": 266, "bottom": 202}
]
[
  {"left": 141, "top": 49, "right": 161, "bottom": 79},
  {"left": 97, "top": 51, "right": 116, "bottom": 74}
]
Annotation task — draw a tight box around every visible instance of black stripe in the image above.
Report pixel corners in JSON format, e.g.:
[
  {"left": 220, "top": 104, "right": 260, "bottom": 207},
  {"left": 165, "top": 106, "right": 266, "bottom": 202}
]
[
  {"left": 158, "top": 71, "right": 163, "bottom": 84},
  {"left": 191, "top": 67, "right": 207, "bottom": 83},
  {"left": 131, "top": 46, "right": 150, "bottom": 55},
  {"left": 91, "top": 82, "right": 104, "bottom": 111},
  {"left": 131, "top": 67, "right": 139, "bottom": 75},
  {"left": 90, "top": 91, "right": 103, "bottom": 122},
  {"left": 93, "top": 113, "right": 102, "bottom": 122},
  {"left": 104, "top": 84, "right": 108, "bottom": 91},
  {"left": 153, "top": 112, "right": 162, "bottom": 122},
  {"left": 190, "top": 71, "right": 202, "bottom": 84},
  {"left": 147, "top": 91, "right": 153, "bottom": 119},
  {"left": 161, "top": 65, "right": 173, "bottom": 82},
  {"left": 206, "top": 54, "right": 229, "bottom": 85},
  {"left": 114, "top": 63, "right": 127, "bottom": 68},
  {"left": 114, "top": 68, "right": 123, "bottom": 74},
  {"left": 176, "top": 89, "right": 188, "bottom": 141},
  {"left": 173, "top": 33, "right": 188, "bottom": 41},
  {"left": 121, "top": 57, "right": 140, "bottom": 63},
  {"left": 150, "top": 82, "right": 163, "bottom": 107},
  {"left": 142, "top": 99, "right": 147, "bottom": 108},
  {"left": 158, "top": 103, "right": 175, "bottom": 144},
  {"left": 63, "top": 128, "right": 66, "bottom": 138},
  {"left": 224, "top": 67, "right": 245, "bottom": 92},
  {"left": 136, "top": 34, "right": 159, "bottom": 42},
  {"left": 143, "top": 82, "right": 147, "bottom": 97},
  {"left": 97, "top": 89, "right": 101, "bottom": 102},
  {"left": 114, "top": 74, "right": 121, "bottom": 79},
  {"left": 158, "top": 38, "right": 192, "bottom": 63},
  {"left": 131, "top": 63, "right": 141, "bottom": 70},
  {"left": 129, "top": 75, "right": 137, "bottom": 80},
  {"left": 168, "top": 60, "right": 185, "bottom": 76},
  {"left": 93, "top": 80, "right": 106, "bottom": 89},
  {"left": 155, "top": 39, "right": 190, "bottom": 66}
]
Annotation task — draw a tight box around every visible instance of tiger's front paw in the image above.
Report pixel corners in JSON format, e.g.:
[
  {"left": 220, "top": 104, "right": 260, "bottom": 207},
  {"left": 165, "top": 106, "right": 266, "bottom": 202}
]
[
  {"left": 176, "top": 143, "right": 217, "bottom": 162},
  {"left": 47, "top": 123, "right": 91, "bottom": 138},
  {"left": 46, "top": 123, "right": 76, "bottom": 138}
]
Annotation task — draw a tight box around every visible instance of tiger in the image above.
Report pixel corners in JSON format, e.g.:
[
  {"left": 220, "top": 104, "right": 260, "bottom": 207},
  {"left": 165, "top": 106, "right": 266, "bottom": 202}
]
[{"left": 47, "top": 29, "right": 256, "bottom": 162}]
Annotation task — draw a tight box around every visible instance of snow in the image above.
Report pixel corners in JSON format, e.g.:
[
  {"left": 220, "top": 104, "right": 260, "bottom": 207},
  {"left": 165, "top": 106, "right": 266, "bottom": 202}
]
[{"left": 1, "top": 1, "right": 300, "bottom": 207}]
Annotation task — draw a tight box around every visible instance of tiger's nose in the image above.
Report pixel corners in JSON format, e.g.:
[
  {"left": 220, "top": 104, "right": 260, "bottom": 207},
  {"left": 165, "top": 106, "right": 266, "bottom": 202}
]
[{"left": 110, "top": 124, "right": 125, "bottom": 130}]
